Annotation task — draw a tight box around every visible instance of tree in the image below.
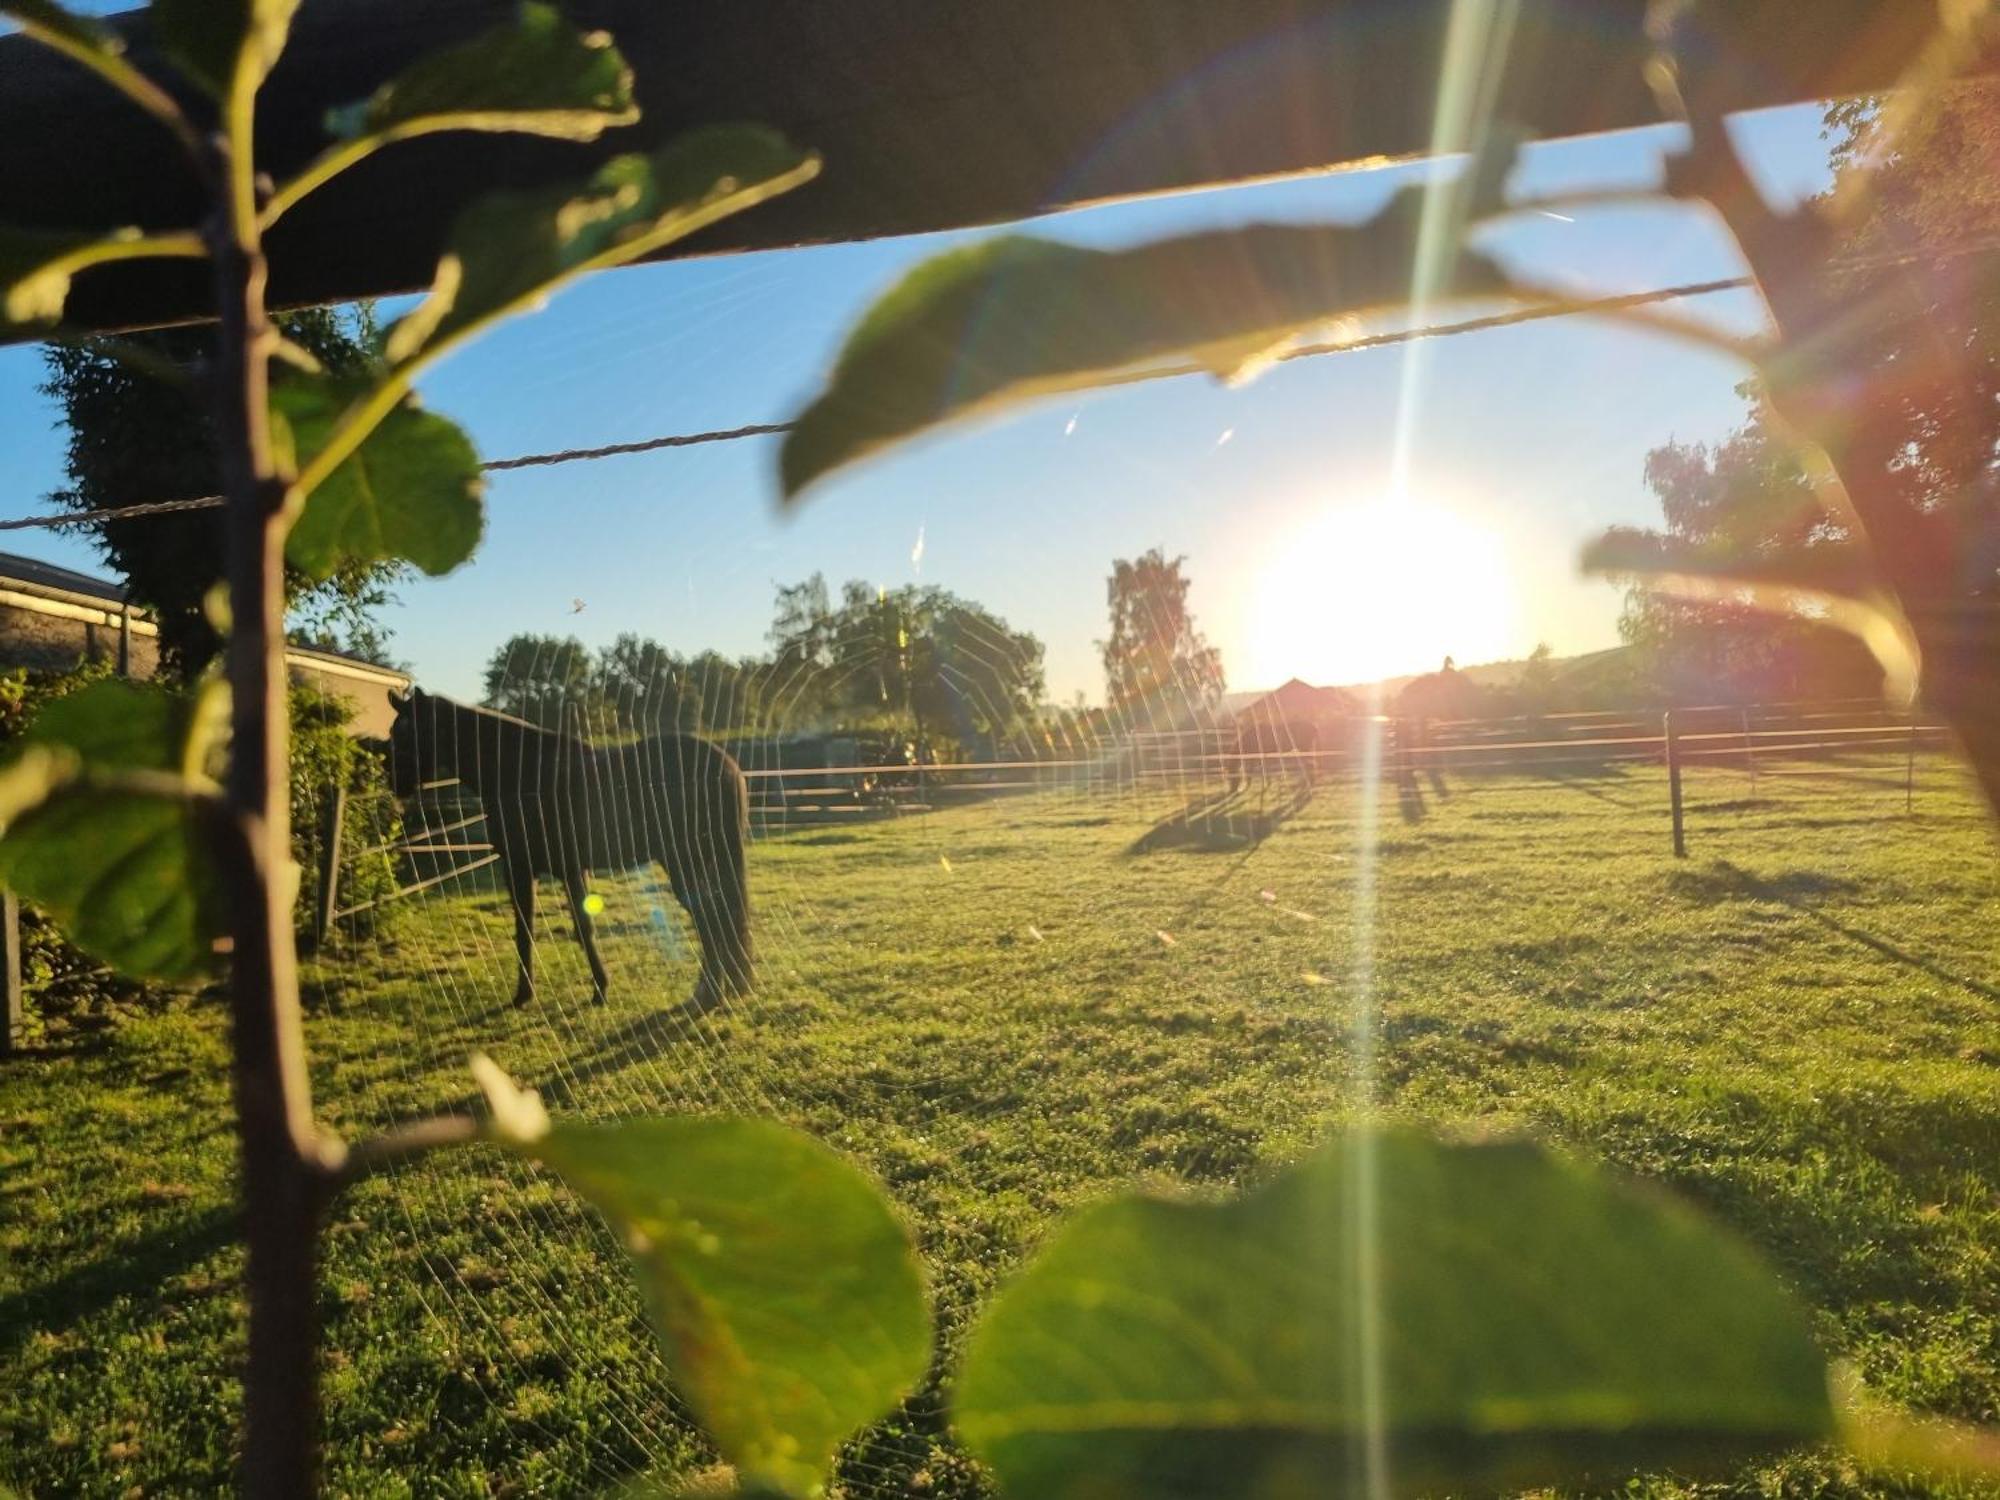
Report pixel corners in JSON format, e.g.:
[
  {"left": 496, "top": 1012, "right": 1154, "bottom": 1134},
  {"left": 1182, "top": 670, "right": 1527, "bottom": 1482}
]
[
  {"left": 1100, "top": 548, "right": 1224, "bottom": 728},
  {"left": 1604, "top": 79, "right": 1996, "bottom": 715},
  {"left": 41, "top": 307, "right": 407, "bottom": 673},
  {"left": 793, "top": 580, "right": 1045, "bottom": 754},
  {"left": 481, "top": 633, "right": 612, "bottom": 733},
  {"left": 1609, "top": 409, "right": 1882, "bottom": 702},
  {"left": 594, "top": 632, "right": 690, "bottom": 732}
]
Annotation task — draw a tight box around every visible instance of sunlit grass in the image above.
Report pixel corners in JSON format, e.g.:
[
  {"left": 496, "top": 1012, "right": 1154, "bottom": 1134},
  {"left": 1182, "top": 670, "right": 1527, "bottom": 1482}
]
[{"left": 2, "top": 754, "right": 1996, "bottom": 1497}]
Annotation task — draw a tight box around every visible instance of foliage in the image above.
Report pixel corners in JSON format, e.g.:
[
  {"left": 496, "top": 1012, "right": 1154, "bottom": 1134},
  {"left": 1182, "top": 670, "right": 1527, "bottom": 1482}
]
[
  {"left": 766, "top": 574, "right": 1047, "bottom": 754},
  {"left": 273, "top": 371, "right": 485, "bottom": 583},
  {"left": 485, "top": 578, "right": 1046, "bottom": 753},
  {"left": 482, "top": 633, "right": 618, "bottom": 734},
  {"left": 40, "top": 306, "right": 409, "bottom": 674},
  {"left": 1101, "top": 549, "right": 1225, "bottom": 728},
  {"left": 0, "top": 663, "right": 151, "bottom": 1036},
  {"left": 288, "top": 681, "right": 398, "bottom": 942}
]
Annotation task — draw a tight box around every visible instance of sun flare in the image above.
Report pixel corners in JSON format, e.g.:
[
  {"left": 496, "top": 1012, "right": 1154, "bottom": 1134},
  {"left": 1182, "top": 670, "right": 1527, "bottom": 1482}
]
[{"left": 1245, "top": 492, "right": 1521, "bottom": 688}]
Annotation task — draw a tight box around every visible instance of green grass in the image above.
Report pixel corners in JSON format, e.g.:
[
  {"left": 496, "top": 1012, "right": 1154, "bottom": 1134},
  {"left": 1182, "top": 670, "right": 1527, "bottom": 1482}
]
[{"left": 3, "top": 754, "right": 1998, "bottom": 1497}]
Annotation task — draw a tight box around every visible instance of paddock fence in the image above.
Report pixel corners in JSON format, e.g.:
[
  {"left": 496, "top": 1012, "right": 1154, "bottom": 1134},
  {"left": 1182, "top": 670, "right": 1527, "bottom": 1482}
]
[{"left": 268, "top": 696, "right": 1968, "bottom": 962}]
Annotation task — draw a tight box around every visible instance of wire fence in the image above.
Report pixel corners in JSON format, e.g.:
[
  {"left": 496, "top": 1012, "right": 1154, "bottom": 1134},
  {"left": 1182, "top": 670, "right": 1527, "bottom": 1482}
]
[{"left": 294, "top": 697, "right": 1963, "bottom": 951}]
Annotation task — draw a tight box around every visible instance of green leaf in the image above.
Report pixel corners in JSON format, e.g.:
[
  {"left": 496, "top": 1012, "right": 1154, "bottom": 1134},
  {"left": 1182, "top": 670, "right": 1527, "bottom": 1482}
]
[
  {"left": 384, "top": 125, "right": 819, "bottom": 369},
  {"left": 0, "top": 227, "right": 198, "bottom": 328},
  {"left": 153, "top": 0, "right": 297, "bottom": 98},
  {"left": 274, "top": 374, "right": 485, "bottom": 581},
  {"left": 324, "top": 1, "right": 636, "bottom": 143},
  {"left": 0, "top": 785, "right": 222, "bottom": 981},
  {"left": 511, "top": 1117, "right": 930, "bottom": 1498},
  {"left": 955, "top": 1131, "right": 1832, "bottom": 1500},
  {"left": 0, "top": 680, "right": 226, "bottom": 983},
  {"left": 778, "top": 205, "right": 1507, "bottom": 500},
  {"left": 23, "top": 677, "right": 221, "bottom": 777}
]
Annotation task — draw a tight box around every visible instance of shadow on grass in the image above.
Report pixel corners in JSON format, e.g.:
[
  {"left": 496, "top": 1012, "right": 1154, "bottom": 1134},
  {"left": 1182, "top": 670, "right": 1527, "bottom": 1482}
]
[
  {"left": 0, "top": 1206, "right": 237, "bottom": 1358},
  {"left": 1128, "top": 781, "right": 1315, "bottom": 854},
  {"left": 1671, "top": 861, "right": 2000, "bottom": 1003}
]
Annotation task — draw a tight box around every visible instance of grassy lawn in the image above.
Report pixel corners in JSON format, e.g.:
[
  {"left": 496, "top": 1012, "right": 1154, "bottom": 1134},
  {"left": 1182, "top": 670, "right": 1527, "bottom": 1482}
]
[{"left": 3, "top": 754, "right": 1998, "bottom": 1497}]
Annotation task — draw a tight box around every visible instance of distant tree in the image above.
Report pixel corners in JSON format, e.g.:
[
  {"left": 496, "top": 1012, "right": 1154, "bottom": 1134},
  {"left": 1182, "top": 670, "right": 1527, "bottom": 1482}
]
[
  {"left": 482, "top": 633, "right": 614, "bottom": 733},
  {"left": 1514, "top": 642, "right": 1557, "bottom": 715},
  {"left": 820, "top": 582, "right": 1045, "bottom": 755},
  {"left": 1611, "top": 412, "right": 1884, "bottom": 702},
  {"left": 41, "top": 306, "right": 407, "bottom": 674},
  {"left": 764, "top": 576, "right": 1044, "bottom": 752},
  {"left": 1395, "top": 657, "right": 1492, "bottom": 720},
  {"left": 595, "top": 632, "right": 690, "bottom": 731},
  {"left": 1100, "top": 548, "right": 1224, "bottom": 727}
]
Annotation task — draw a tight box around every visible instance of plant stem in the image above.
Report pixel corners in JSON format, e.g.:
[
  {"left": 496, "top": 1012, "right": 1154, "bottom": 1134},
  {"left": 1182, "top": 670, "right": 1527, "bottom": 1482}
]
[{"left": 209, "top": 134, "right": 324, "bottom": 1497}]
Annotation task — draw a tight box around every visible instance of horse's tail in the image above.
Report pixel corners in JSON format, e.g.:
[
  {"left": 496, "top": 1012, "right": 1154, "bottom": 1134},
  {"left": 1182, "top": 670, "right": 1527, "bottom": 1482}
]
[{"left": 696, "top": 741, "right": 754, "bottom": 997}]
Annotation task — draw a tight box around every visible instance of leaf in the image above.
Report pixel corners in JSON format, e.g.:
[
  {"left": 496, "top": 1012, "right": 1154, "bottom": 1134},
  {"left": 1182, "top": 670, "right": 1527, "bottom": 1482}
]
[
  {"left": 0, "top": 226, "right": 192, "bottom": 327},
  {"left": 0, "top": 785, "right": 223, "bottom": 981},
  {"left": 778, "top": 203, "right": 1507, "bottom": 500},
  {"left": 511, "top": 1117, "right": 930, "bottom": 1498},
  {"left": 273, "top": 374, "right": 485, "bottom": 581},
  {"left": 955, "top": 1132, "right": 1832, "bottom": 1500},
  {"left": 324, "top": 1, "right": 636, "bottom": 143},
  {"left": 23, "top": 677, "right": 222, "bottom": 777},
  {"left": 1582, "top": 529, "right": 1919, "bottom": 700},
  {"left": 384, "top": 125, "right": 819, "bottom": 369},
  {"left": 153, "top": 0, "right": 298, "bottom": 98},
  {"left": 0, "top": 680, "right": 227, "bottom": 983}
]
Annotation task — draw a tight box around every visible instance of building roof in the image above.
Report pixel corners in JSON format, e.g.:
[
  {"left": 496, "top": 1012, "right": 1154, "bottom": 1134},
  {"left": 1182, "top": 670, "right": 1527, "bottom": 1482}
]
[
  {"left": 0, "top": 550, "right": 129, "bottom": 605},
  {"left": 0, "top": 550, "right": 408, "bottom": 684}
]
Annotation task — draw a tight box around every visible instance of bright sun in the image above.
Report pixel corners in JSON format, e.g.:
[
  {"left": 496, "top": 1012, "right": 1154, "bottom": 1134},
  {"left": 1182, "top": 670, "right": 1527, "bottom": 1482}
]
[{"left": 1245, "top": 492, "right": 1521, "bottom": 688}]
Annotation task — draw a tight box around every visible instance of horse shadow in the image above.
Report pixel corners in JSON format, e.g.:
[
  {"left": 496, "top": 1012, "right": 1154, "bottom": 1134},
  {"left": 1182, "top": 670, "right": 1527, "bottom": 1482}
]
[{"left": 1129, "top": 782, "right": 1313, "bottom": 855}]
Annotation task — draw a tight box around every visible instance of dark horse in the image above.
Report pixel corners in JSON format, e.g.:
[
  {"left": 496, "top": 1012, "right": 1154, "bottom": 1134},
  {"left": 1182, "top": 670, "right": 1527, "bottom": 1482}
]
[{"left": 386, "top": 688, "right": 752, "bottom": 1012}]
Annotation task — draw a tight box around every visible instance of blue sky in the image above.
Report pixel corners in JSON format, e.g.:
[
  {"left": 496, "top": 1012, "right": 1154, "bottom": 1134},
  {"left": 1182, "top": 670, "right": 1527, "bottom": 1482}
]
[{"left": 0, "top": 27, "right": 1840, "bottom": 702}]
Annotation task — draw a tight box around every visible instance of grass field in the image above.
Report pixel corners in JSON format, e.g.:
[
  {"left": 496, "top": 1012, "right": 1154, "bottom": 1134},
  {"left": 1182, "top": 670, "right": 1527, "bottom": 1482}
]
[{"left": 3, "top": 754, "right": 1998, "bottom": 1498}]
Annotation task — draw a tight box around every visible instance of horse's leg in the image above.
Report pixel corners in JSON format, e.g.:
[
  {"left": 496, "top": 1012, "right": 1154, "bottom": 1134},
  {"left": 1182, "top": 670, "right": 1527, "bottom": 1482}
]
[
  {"left": 563, "top": 863, "right": 610, "bottom": 1004},
  {"left": 506, "top": 862, "right": 537, "bottom": 1007}
]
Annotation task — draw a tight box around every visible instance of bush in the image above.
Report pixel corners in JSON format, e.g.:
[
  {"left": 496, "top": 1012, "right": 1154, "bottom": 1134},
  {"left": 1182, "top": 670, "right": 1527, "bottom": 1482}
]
[
  {"left": 288, "top": 681, "right": 401, "bottom": 947},
  {"left": 0, "top": 666, "right": 403, "bottom": 1040}
]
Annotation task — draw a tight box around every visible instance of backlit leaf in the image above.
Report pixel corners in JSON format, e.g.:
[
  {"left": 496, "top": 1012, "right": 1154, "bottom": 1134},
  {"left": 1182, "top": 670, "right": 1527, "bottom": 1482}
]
[
  {"left": 1, "top": 226, "right": 160, "bottom": 327},
  {"left": 1583, "top": 528, "right": 1919, "bottom": 699},
  {"left": 956, "top": 1131, "right": 1832, "bottom": 1499},
  {"left": 324, "top": 1, "right": 636, "bottom": 143},
  {"left": 778, "top": 205, "right": 1507, "bottom": 500},
  {"left": 385, "top": 125, "right": 818, "bottom": 368},
  {"left": 274, "top": 374, "right": 484, "bottom": 580},
  {"left": 512, "top": 1117, "right": 930, "bottom": 1498}
]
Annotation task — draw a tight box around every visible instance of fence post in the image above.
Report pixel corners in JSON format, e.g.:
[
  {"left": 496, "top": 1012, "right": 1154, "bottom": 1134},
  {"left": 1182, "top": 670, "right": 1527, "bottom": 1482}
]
[
  {"left": 1906, "top": 717, "right": 1918, "bottom": 814},
  {"left": 1665, "top": 709, "right": 1687, "bottom": 858},
  {"left": 1742, "top": 705, "right": 1757, "bottom": 796},
  {"left": 313, "top": 779, "right": 347, "bottom": 950},
  {"left": 0, "top": 893, "right": 19, "bottom": 1057}
]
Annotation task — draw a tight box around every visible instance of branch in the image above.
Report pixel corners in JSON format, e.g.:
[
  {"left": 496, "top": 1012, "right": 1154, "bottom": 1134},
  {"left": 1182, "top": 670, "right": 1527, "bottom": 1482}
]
[{"left": 322, "top": 1113, "right": 482, "bottom": 1189}]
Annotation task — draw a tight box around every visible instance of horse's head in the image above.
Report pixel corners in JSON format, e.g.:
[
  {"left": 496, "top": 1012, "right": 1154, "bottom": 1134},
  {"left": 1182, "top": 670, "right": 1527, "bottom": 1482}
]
[{"left": 385, "top": 686, "right": 441, "bottom": 797}]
